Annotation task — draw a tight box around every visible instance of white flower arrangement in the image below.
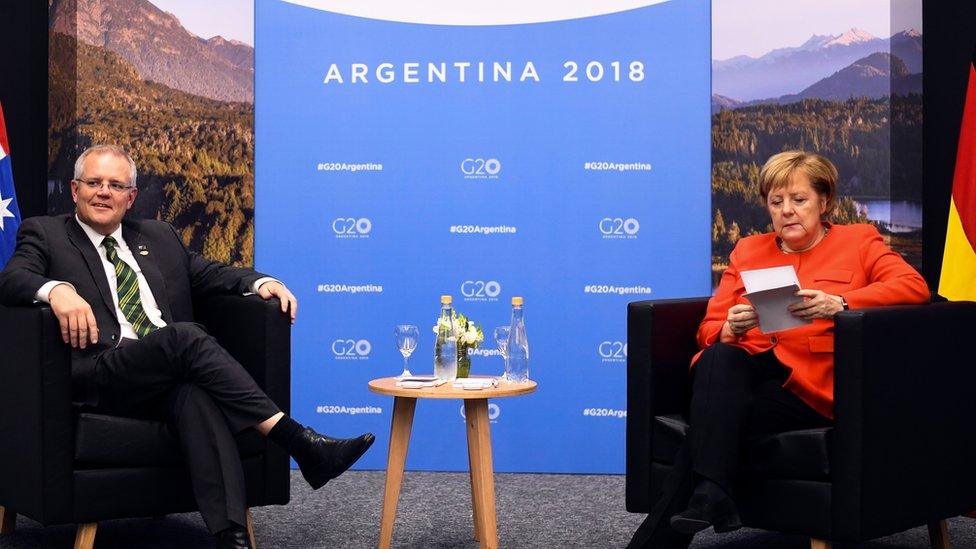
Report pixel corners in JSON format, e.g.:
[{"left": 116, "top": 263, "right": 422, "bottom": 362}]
[{"left": 432, "top": 311, "right": 484, "bottom": 348}]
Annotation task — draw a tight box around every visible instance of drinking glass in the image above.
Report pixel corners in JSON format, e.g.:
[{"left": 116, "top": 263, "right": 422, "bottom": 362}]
[
  {"left": 394, "top": 324, "right": 419, "bottom": 379},
  {"left": 493, "top": 326, "right": 510, "bottom": 380}
]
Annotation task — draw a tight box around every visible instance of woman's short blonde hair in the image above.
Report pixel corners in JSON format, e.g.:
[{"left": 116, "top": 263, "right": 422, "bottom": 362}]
[{"left": 758, "top": 151, "right": 838, "bottom": 217}]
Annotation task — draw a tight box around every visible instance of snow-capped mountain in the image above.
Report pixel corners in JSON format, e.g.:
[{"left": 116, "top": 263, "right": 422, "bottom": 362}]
[
  {"left": 713, "top": 28, "right": 921, "bottom": 103},
  {"left": 822, "top": 28, "right": 878, "bottom": 47}
]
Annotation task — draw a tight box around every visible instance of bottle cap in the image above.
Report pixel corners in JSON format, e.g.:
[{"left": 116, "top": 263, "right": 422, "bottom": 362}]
[
  {"left": 441, "top": 295, "right": 453, "bottom": 304},
  {"left": 511, "top": 296, "right": 523, "bottom": 306}
]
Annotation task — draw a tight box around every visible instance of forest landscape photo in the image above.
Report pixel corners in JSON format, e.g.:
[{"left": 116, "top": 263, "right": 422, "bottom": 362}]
[
  {"left": 711, "top": 0, "right": 923, "bottom": 285},
  {"left": 48, "top": 0, "right": 255, "bottom": 266}
]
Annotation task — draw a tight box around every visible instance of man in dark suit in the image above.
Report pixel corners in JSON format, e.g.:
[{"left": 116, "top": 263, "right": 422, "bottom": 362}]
[{"left": 0, "top": 145, "right": 374, "bottom": 549}]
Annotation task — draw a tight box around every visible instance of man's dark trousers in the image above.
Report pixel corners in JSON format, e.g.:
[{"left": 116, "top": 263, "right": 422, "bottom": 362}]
[{"left": 88, "top": 322, "right": 281, "bottom": 533}]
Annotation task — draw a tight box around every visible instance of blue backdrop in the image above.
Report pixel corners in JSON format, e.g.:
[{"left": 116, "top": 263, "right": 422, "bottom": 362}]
[{"left": 255, "top": 0, "right": 710, "bottom": 473}]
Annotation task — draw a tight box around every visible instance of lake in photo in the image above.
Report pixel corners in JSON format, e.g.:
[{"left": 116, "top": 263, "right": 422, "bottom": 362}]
[{"left": 852, "top": 199, "right": 923, "bottom": 233}]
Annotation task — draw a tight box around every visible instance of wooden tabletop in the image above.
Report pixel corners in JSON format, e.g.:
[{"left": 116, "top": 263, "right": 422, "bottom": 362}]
[{"left": 368, "top": 377, "right": 537, "bottom": 399}]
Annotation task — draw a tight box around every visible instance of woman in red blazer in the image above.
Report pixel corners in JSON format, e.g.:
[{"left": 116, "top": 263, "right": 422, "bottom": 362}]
[{"left": 629, "top": 151, "right": 929, "bottom": 549}]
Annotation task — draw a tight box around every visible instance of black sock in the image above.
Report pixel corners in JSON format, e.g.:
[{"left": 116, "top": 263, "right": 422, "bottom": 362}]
[
  {"left": 216, "top": 521, "right": 247, "bottom": 536},
  {"left": 267, "top": 415, "right": 303, "bottom": 450}
]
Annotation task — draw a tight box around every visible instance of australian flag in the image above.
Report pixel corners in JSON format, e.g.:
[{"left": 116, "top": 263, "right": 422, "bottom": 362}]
[{"left": 0, "top": 100, "right": 22, "bottom": 268}]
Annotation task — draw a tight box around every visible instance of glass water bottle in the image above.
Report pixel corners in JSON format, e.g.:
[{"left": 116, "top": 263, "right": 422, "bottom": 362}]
[{"left": 434, "top": 295, "right": 458, "bottom": 380}]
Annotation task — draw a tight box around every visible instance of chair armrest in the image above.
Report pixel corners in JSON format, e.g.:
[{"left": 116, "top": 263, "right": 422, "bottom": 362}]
[
  {"left": 831, "top": 300, "right": 976, "bottom": 540},
  {"left": 627, "top": 297, "right": 708, "bottom": 416},
  {"left": 626, "top": 297, "right": 709, "bottom": 512},
  {"left": 193, "top": 295, "right": 291, "bottom": 414},
  {"left": 0, "top": 304, "right": 75, "bottom": 524}
]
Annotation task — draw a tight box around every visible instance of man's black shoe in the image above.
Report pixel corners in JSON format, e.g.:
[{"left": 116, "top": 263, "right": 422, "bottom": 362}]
[
  {"left": 669, "top": 492, "right": 742, "bottom": 535},
  {"left": 215, "top": 524, "right": 252, "bottom": 549},
  {"left": 290, "top": 428, "right": 375, "bottom": 489}
]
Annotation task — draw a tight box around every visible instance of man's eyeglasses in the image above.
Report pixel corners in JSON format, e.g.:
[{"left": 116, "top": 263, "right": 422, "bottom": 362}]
[{"left": 74, "top": 179, "right": 134, "bottom": 194}]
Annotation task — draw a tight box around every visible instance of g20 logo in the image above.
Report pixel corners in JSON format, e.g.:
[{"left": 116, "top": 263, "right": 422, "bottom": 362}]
[
  {"left": 599, "top": 341, "right": 628, "bottom": 360},
  {"left": 461, "top": 280, "right": 502, "bottom": 299},
  {"left": 331, "top": 339, "right": 372, "bottom": 357},
  {"left": 459, "top": 403, "right": 501, "bottom": 421},
  {"left": 488, "top": 403, "right": 501, "bottom": 420},
  {"left": 332, "top": 217, "right": 372, "bottom": 235},
  {"left": 599, "top": 217, "right": 640, "bottom": 236},
  {"left": 461, "top": 158, "right": 501, "bottom": 177}
]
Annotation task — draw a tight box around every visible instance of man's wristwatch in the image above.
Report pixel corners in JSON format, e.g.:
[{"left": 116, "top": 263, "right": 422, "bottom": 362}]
[{"left": 839, "top": 296, "right": 849, "bottom": 310}]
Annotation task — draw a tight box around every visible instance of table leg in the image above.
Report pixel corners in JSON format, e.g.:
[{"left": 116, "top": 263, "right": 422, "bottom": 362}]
[
  {"left": 465, "top": 399, "right": 498, "bottom": 549},
  {"left": 465, "top": 401, "right": 483, "bottom": 542},
  {"left": 0, "top": 506, "right": 15, "bottom": 533},
  {"left": 378, "top": 396, "right": 417, "bottom": 549}
]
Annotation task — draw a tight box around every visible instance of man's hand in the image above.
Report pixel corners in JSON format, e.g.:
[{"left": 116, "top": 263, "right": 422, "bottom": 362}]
[
  {"left": 789, "top": 289, "right": 844, "bottom": 320},
  {"left": 49, "top": 284, "right": 99, "bottom": 349},
  {"left": 257, "top": 281, "right": 298, "bottom": 323}
]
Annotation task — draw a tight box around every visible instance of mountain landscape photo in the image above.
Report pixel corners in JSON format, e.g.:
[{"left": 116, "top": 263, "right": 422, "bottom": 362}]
[
  {"left": 50, "top": 0, "right": 253, "bottom": 103},
  {"left": 710, "top": 23, "right": 923, "bottom": 284},
  {"left": 712, "top": 28, "right": 921, "bottom": 104},
  {"left": 48, "top": 0, "right": 255, "bottom": 266}
]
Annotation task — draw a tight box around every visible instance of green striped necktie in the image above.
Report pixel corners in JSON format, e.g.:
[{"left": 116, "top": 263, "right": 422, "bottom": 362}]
[{"left": 102, "top": 236, "right": 156, "bottom": 338}]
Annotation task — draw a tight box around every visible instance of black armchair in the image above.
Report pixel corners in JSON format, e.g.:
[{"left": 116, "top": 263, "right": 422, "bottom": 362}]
[
  {"left": 626, "top": 297, "right": 976, "bottom": 548},
  {"left": 0, "top": 295, "right": 291, "bottom": 548}
]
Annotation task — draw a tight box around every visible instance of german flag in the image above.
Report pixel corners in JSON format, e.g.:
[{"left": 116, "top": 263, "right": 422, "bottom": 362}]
[{"left": 939, "top": 50, "right": 976, "bottom": 301}]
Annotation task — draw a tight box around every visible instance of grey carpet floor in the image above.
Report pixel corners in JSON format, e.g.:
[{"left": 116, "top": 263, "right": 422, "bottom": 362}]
[{"left": 2, "top": 470, "right": 974, "bottom": 548}]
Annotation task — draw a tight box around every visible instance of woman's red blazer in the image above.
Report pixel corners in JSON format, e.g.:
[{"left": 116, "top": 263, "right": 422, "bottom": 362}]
[{"left": 695, "top": 223, "right": 929, "bottom": 418}]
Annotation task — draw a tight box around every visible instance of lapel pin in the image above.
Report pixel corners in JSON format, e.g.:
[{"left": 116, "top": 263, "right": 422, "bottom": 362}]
[{"left": 138, "top": 245, "right": 149, "bottom": 256}]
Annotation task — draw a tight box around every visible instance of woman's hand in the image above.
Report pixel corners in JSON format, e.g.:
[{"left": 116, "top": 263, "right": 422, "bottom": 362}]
[
  {"left": 788, "top": 289, "right": 844, "bottom": 320},
  {"left": 721, "top": 304, "right": 758, "bottom": 341}
]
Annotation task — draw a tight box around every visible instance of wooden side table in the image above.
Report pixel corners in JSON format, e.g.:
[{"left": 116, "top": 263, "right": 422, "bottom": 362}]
[{"left": 368, "top": 377, "right": 537, "bottom": 549}]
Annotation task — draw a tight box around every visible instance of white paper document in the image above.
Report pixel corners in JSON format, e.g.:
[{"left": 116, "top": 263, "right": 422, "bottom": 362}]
[
  {"left": 452, "top": 376, "right": 499, "bottom": 390},
  {"left": 740, "top": 265, "right": 800, "bottom": 294},
  {"left": 740, "top": 266, "right": 811, "bottom": 334},
  {"left": 395, "top": 376, "right": 448, "bottom": 388}
]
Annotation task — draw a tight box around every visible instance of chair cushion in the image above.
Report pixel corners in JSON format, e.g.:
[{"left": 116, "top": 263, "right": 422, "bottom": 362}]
[
  {"left": 74, "top": 412, "right": 266, "bottom": 468},
  {"left": 652, "top": 414, "right": 832, "bottom": 480}
]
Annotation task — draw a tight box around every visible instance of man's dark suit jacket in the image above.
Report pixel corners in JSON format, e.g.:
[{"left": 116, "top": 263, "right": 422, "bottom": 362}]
[{"left": 0, "top": 214, "right": 269, "bottom": 404}]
